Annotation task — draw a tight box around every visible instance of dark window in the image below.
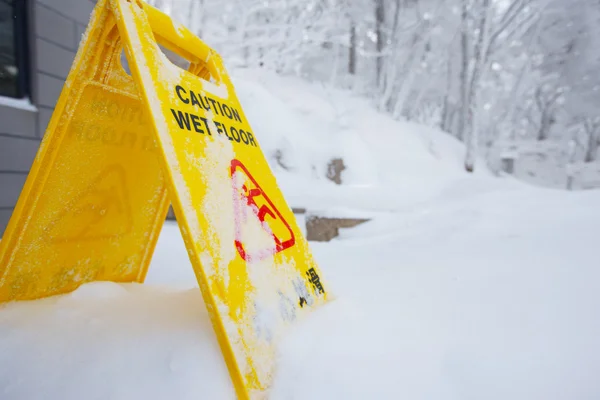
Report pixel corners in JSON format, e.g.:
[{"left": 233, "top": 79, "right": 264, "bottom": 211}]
[{"left": 0, "top": 0, "right": 29, "bottom": 98}]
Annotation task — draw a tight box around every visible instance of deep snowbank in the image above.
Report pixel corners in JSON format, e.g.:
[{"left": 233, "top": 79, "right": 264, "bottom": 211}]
[
  {"left": 232, "top": 69, "right": 491, "bottom": 213},
  {"left": 1, "top": 71, "right": 600, "bottom": 400}
]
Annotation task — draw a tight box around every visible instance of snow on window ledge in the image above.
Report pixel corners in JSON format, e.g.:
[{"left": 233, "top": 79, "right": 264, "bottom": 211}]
[{"left": 0, "top": 96, "right": 38, "bottom": 112}]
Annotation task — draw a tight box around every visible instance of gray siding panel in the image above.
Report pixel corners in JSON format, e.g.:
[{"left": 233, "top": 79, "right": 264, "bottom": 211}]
[
  {"left": 75, "top": 23, "right": 89, "bottom": 49},
  {"left": 36, "top": 39, "right": 76, "bottom": 79},
  {"left": 37, "top": 73, "right": 65, "bottom": 108},
  {"left": 0, "top": 174, "right": 28, "bottom": 208},
  {"left": 0, "top": 209, "right": 13, "bottom": 238},
  {"left": 0, "top": 137, "right": 40, "bottom": 172},
  {"left": 35, "top": 5, "right": 77, "bottom": 50},
  {"left": 0, "top": 106, "right": 37, "bottom": 138},
  {"left": 38, "top": 107, "right": 54, "bottom": 137},
  {"left": 36, "top": 0, "right": 95, "bottom": 25}
]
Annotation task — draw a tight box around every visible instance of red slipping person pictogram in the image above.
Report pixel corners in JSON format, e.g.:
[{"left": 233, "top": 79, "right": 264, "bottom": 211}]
[{"left": 230, "top": 159, "right": 295, "bottom": 262}]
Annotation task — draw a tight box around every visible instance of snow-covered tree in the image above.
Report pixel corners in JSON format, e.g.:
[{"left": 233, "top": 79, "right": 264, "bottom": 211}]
[{"left": 149, "top": 0, "right": 600, "bottom": 188}]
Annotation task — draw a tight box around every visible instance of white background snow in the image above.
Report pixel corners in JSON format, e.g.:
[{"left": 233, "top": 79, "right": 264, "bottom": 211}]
[{"left": 1, "top": 70, "right": 600, "bottom": 399}]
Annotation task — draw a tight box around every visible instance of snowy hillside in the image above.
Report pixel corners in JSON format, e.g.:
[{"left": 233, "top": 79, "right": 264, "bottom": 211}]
[
  {"left": 2, "top": 71, "right": 600, "bottom": 400},
  {"left": 233, "top": 69, "right": 491, "bottom": 213}
]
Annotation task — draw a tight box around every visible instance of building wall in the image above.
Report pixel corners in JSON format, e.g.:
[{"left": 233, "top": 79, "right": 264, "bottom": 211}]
[{"left": 0, "top": 0, "right": 96, "bottom": 236}]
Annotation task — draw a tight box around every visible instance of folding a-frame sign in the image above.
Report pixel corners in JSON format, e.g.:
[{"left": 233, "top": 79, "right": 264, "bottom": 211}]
[{"left": 0, "top": 0, "right": 329, "bottom": 398}]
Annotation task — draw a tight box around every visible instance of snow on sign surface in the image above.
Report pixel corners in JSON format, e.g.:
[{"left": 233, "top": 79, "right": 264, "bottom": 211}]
[{"left": 0, "top": 1, "right": 328, "bottom": 399}]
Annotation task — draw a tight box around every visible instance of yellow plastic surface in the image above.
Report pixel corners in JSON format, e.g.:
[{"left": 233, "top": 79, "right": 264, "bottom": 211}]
[
  {"left": 0, "top": 0, "right": 329, "bottom": 398},
  {"left": 0, "top": 5, "right": 169, "bottom": 301}
]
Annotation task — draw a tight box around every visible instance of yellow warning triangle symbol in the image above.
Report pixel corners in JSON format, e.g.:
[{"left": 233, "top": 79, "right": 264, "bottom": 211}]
[{"left": 45, "top": 165, "right": 133, "bottom": 243}]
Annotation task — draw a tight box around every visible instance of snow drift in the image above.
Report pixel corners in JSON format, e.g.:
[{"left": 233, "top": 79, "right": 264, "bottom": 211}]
[{"left": 1, "top": 70, "right": 600, "bottom": 400}]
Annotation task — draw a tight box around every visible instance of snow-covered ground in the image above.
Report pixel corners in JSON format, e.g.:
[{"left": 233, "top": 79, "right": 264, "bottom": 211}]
[{"left": 2, "top": 70, "right": 600, "bottom": 399}]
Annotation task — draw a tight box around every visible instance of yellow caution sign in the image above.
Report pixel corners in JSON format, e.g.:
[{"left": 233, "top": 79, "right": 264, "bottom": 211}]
[{"left": 0, "top": 0, "right": 329, "bottom": 398}]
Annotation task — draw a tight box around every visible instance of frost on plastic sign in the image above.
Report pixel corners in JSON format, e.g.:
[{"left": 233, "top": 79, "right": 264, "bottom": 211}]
[{"left": 0, "top": 0, "right": 329, "bottom": 399}]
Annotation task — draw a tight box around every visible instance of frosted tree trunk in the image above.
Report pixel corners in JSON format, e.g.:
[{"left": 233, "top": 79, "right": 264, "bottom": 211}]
[
  {"left": 375, "top": 0, "right": 385, "bottom": 88},
  {"left": 185, "top": 0, "right": 205, "bottom": 37},
  {"left": 329, "top": 40, "right": 341, "bottom": 86},
  {"left": 537, "top": 111, "right": 554, "bottom": 140},
  {"left": 501, "top": 16, "right": 540, "bottom": 143},
  {"left": 391, "top": 36, "right": 429, "bottom": 119},
  {"left": 584, "top": 120, "right": 600, "bottom": 162},
  {"left": 378, "top": 0, "right": 403, "bottom": 111},
  {"left": 406, "top": 72, "right": 435, "bottom": 120},
  {"left": 457, "top": 0, "right": 470, "bottom": 144},
  {"left": 441, "top": 47, "right": 456, "bottom": 134},
  {"left": 349, "top": 21, "right": 356, "bottom": 75},
  {"left": 464, "top": 0, "right": 492, "bottom": 173},
  {"left": 566, "top": 140, "right": 578, "bottom": 190}
]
